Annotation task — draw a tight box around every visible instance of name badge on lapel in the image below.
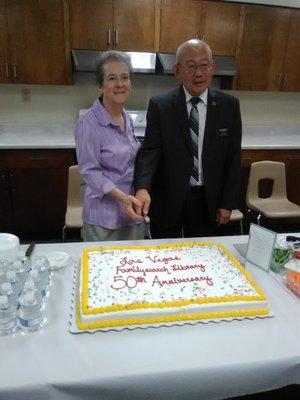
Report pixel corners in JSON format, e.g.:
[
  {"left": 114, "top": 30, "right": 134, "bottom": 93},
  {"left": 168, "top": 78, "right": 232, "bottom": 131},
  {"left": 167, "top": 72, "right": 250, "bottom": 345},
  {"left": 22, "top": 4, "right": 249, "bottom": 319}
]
[{"left": 217, "top": 128, "right": 229, "bottom": 139}]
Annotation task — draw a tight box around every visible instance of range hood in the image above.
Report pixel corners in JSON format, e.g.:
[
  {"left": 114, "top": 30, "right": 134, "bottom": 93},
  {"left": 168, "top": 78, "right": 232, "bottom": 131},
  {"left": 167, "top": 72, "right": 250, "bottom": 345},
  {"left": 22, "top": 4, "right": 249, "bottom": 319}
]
[
  {"left": 156, "top": 53, "right": 237, "bottom": 76},
  {"left": 72, "top": 49, "right": 156, "bottom": 74}
]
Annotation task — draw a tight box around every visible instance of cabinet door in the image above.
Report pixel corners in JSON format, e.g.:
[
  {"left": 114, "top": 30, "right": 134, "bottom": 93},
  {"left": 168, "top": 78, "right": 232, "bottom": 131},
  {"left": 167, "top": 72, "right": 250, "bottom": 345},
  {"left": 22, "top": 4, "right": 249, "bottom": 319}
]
[
  {"left": 281, "top": 10, "right": 300, "bottom": 92},
  {"left": 6, "top": 0, "right": 71, "bottom": 84},
  {"left": 11, "top": 167, "right": 69, "bottom": 234},
  {"left": 113, "top": 0, "right": 158, "bottom": 51},
  {"left": 160, "top": 0, "right": 205, "bottom": 53},
  {"left": 202, "top": 1, "right": 241, "bottom": 56},
  {"left": 235, "top": 5, "right": 290, "bottom": 91},
  {"left": 70, "top": 0, "right": 113, "bottom": 50},
  {"left": 0, "top": 0, "right": 10, "bottom": 83},
  {"left": 0, "top": 169, "right": 14, "bottom": 232},
  {"left": 2, "top": 150, "right": 75, "bottom": 236}
]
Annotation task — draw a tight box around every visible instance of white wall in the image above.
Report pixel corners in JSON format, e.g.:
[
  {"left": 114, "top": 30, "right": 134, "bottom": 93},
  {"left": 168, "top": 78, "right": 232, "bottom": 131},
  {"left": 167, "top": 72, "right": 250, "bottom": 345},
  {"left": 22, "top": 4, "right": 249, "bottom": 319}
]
[{"left": 0, "top": 73, "right": 300, "bottom": 126}]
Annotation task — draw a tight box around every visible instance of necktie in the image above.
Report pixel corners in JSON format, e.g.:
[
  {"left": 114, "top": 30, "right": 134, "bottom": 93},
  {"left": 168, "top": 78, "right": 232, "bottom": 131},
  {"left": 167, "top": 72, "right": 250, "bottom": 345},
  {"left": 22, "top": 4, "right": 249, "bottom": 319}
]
[{"left": 189, "top": 97, "right": 201, "bottom": 185}]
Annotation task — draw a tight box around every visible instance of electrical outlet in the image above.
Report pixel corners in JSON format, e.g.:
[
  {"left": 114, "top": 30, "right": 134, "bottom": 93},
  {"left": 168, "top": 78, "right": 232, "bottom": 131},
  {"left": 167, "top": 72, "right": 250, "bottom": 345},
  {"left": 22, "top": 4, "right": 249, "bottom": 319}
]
[{"left": 21, "top": 88, "right": 31, "bottom": 103}]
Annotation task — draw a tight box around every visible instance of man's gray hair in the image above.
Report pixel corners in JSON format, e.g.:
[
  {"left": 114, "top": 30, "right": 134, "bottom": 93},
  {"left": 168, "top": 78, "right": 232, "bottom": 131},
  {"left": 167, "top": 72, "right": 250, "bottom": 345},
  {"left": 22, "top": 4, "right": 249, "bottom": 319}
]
[
  {"left": 176, "top": 39, "right": 213, "bottom": 63},
  {"left": 95, "top": 50, "right": 133, "bottom": 86}
]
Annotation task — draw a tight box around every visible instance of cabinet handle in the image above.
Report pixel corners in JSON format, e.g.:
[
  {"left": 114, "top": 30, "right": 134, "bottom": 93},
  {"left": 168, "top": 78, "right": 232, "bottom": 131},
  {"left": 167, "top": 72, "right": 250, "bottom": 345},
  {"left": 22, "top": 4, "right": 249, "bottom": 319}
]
[
  {"left": 5, "top": 62, "right": 10, "bottom": 78},
  {"left": 286, "top": 155, "right": 300, "bottom": 160},
  {"left": 107, "top": 29, "right": 111, "bottom": 45},
  {"left": 282, "top": 74, "right": 287, "bottom": 89},
  {"left": 13, "top": 64, "right": 18, "bottom": 79},
  {"left": 114, "top": 28, "right": 119, "bottom": 46},
  {"left": 10, "top": 172, "right": 16, "bottom": 192},
  {"left": 1, "top": 173, "right": 9, "bottom": 190},
  {"left": 29, "top": 155, "right": 47, "bottom": 161},
  {"left": 276, "top": 74, "right": 282, "bottom": 88}
]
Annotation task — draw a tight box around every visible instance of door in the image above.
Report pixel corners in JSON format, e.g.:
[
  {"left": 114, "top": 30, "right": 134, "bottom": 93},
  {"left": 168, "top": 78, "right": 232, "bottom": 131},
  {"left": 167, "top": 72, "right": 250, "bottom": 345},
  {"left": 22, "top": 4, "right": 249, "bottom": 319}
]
[
  {"left": 235, "top": 5, "right": 290, "bottom": 91},
  {"left": 159, "top": 0, "right": 205, "bottom": 53},
  {"left": 202, "top": 1, "right": 241, "bottom": 56},
  {"left": 0, "top": 169, "right": 14, "bottom": 232},
  {"left": 280, "top": 10, "right": 300, "bottom": 92},
  {"left": 11, "top": 167, "right": 69, "bottom": 234},
  {"left": 70, "top": 0, "right": 113, "bottom": 50},
  {"left": 1, "top": 150, "right": 75, "bottom": 236},
  {"left": 0, "top": 0, "right": 10, "bottom": 83},
  {"left": 6, "top": 0, "right": 71, "bottom": 84},
  {"left": 113, "top": 0, "right": 157, "bottom": 51}
]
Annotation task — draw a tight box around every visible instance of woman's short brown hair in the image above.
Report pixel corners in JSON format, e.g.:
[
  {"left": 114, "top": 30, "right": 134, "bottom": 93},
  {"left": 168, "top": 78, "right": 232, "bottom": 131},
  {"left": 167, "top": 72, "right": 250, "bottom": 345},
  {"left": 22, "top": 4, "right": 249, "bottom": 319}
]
[{"left": 95, "top": 50, "right": 133, "bottom": 86}]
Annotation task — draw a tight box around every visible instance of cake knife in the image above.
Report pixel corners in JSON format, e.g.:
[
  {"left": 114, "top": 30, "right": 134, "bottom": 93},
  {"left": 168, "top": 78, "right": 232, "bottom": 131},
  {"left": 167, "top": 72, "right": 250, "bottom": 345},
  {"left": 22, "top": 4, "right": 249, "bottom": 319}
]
[
  {"left": 144, "top": 216, "right": 152, "bottom": 239},
  {"left": 25, "top": 241, "right": 35, "bottom": 258}
]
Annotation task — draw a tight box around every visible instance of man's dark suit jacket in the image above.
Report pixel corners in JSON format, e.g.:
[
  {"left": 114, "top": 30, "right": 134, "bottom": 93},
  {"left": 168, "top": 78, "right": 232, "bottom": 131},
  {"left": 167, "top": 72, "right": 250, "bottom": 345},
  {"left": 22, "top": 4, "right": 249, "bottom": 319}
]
[{"left": 134, "top": 85, "right": 242, "bottom": 228}]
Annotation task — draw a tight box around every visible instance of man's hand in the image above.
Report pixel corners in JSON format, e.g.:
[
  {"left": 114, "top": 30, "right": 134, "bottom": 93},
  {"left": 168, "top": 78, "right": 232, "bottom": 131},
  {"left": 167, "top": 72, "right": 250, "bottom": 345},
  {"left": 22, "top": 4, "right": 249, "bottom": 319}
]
[
  {"left": 109, "top": 188, "right": 143, "bottom": 220},
  {"left": 121, "top": 195, "right": 144, "bottom": 220},
  {"left": 134, "top": 189, "right": 151, "bottom": 217},
  {"left": 216, "top": 208, "right": 231, "bottom": 225}
]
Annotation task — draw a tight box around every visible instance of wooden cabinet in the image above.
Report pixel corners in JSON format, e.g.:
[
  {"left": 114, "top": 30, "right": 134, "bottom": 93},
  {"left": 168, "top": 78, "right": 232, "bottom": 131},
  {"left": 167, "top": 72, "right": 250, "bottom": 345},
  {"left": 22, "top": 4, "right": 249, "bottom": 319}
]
[
  {"left": 280, "top": 10, "right": 300, "bottom": 92},
  {"left": 0, "top": 0, "right": 9, "bottom": 83},
  {"left": 159, "top": 0, "right": 204, "bottom": 53},
  {"left": 70, "top": 0, "right": 113, "bottom": 50},
  {"left": 0, "top": 0, "right": 298, "bottom": 91},
  {"left": 70, "top": 0, "right": 159, "bottom": 51},
  {"left": 0, "top": 0, "right": 72, "bottom": 84},
  {"left": 159, "top": 0, "right": 241, "bottom": 55},
  {"left": 201, "top": 1, "right": 241, "bottom": 57},
  {"left": 70, "top": 0, "right": 300, "bottom": 91},
  {"left": 235, "top": 5, "right": 300, "bottom": 92},
  {"left": 0, "top": 150, "right": 76, "bottom": 238},
  {"left": 113, "top": 0, "right": 159, "bottom": 51},
  {"left": 0, "top": 168, "right": 13, "bottom": 233}
]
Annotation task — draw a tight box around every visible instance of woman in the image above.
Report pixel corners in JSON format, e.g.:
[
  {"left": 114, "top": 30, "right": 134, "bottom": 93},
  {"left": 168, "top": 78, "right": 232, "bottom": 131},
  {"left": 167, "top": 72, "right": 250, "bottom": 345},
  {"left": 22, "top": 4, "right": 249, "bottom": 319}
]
[{"left": 75, "top": 51, "right": 144, "bottom": 241}]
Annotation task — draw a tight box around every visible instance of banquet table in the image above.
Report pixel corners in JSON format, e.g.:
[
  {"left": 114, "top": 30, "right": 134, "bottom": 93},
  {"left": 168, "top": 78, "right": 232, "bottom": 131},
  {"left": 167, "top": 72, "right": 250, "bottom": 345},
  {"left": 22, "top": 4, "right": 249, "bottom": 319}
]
[{"left": 1, "top": 234, "right": 300, "bottom": 400}]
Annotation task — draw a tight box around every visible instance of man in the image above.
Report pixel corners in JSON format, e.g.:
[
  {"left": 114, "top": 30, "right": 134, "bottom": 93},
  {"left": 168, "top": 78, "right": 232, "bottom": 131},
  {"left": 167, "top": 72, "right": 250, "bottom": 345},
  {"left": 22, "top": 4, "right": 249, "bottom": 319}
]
[{"left": 134, "top": 39, "right": 242, "bottom": 238}]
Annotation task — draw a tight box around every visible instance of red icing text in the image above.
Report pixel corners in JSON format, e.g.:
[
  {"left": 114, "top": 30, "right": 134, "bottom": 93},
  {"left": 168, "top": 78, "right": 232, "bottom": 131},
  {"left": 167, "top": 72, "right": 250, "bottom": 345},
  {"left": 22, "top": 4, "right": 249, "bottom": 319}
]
[{"left": 152, "top": 274, "right": 213, "bottom": 287}]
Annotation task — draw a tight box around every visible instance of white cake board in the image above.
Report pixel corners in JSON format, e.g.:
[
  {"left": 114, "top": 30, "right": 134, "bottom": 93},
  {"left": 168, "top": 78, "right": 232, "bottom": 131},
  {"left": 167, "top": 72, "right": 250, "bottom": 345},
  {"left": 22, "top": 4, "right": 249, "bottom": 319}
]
[{"left": 69, "top": 262, "right": 274, "bottom": 334}]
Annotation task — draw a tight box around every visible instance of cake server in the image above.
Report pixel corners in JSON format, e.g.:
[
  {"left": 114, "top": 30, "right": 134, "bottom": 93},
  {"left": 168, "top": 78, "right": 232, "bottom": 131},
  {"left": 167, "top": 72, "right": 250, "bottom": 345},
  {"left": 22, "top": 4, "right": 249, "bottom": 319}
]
[
  {"left": 25, "top": 241, "right": 35, "bottom": 258},
  {"left": 144, "top": 216, "right": 152, "bottom": 239}
]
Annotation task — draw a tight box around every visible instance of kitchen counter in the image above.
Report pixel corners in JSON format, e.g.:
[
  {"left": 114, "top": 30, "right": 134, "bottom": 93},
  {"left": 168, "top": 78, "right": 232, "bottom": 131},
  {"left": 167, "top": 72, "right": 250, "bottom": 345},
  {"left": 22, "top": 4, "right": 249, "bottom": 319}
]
[
  {"left": 0, "top": 123, "right": 300, "bottom": 149},
  {"left": 242, "top": 124, "right": 300, "bottom": 149},
  {"left": 0, "top": 123, "right": 75, "bottom": 149}
]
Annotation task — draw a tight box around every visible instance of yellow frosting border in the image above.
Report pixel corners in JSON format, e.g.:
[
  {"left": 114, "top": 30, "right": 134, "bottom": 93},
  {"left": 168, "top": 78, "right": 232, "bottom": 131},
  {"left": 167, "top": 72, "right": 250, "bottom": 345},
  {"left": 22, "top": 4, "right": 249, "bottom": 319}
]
[
  {"left": 80, "top": 241, "right": 268, "bottom": 324},
  {"left": 76, "top": 301, "right": 270, "bottom": 330}
]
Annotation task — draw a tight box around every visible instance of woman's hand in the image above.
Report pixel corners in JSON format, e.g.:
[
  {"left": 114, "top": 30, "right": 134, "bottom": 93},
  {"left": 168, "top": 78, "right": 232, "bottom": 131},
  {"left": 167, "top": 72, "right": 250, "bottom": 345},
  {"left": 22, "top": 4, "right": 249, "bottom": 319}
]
[{"left": 109, "top": 188, "right": 143, "bottom": 220}]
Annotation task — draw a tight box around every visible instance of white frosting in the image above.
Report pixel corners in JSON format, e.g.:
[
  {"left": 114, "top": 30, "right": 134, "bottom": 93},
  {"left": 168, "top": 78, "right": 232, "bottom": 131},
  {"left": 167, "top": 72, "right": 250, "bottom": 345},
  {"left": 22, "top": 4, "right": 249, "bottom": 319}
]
[
  {"left": 78, "top": 243, "right": 268, "bottom": 326},
  {"left": 80, "top": 300, "right": 268, "bottom": 324}
]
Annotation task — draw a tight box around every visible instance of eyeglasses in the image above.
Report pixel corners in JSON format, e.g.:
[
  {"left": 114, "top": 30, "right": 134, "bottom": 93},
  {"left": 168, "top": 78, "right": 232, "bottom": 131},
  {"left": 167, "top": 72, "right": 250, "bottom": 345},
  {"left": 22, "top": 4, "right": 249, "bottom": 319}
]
[{"left": 180, "top": 61, "right": 214, "bottom": 74}]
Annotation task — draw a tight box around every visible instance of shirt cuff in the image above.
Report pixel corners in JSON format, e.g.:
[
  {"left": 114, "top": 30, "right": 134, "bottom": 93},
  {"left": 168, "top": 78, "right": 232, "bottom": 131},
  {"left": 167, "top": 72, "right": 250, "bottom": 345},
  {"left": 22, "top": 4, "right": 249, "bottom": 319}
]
[{"left": 101, "top": 180, "right": 117, "bottom": 198}]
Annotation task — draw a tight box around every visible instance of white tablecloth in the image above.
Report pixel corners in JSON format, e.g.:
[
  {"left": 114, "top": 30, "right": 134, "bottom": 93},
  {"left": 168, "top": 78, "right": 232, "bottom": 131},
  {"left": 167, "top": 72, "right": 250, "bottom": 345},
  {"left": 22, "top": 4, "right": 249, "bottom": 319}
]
[{"left": 1, "top": 235, "right": 300, "bottom": 400}]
